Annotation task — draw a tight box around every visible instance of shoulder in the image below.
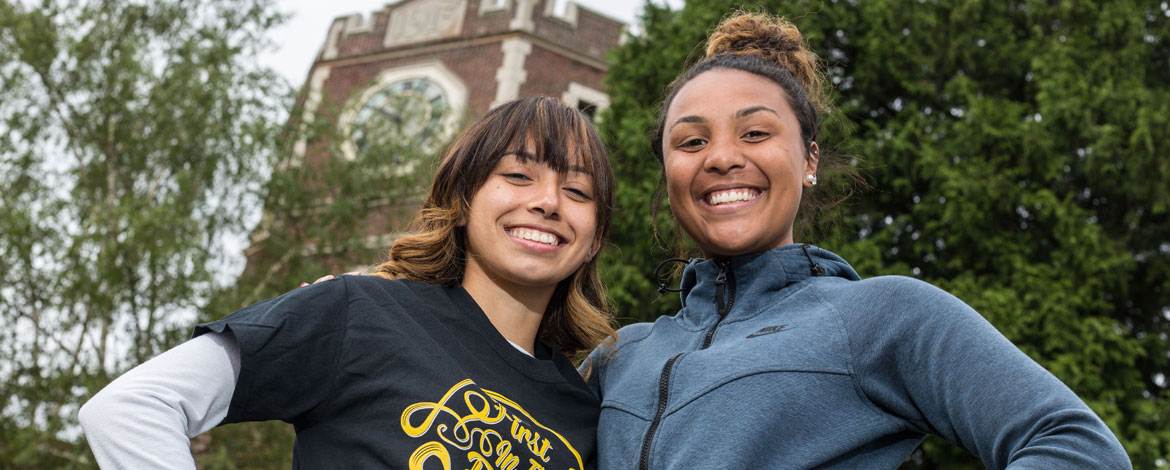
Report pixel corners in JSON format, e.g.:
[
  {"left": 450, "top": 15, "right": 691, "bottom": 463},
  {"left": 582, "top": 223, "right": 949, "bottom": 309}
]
[
  {"left": 814, "top": 275, "right": 970, "bottom": 311},
  {"left": 807, "top": 275, "right": 981, "bottom": 337},
  {"left": 200, "top": 277, "right": 352, "bottom": 333},
  {"left": 610, "top": 320, "right": 659, "bottom": 349},
  {"left": 338, "top": 276, "right": 458, "bottom": 306},
  {"left": 615, "top": 321, "right": 654, "bottom": 341},
  {"left": 194, "top": 277, "right": 438, "bottom": 341},
  {"left": 339, "top": 274, "right": 412, "bottom": 295},
  {"left": 583, "top": 321, "right": 653, "bottom": 364}
]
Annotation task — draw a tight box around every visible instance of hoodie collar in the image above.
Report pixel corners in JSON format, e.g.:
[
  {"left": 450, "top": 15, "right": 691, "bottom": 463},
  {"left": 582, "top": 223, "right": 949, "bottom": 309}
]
[{"left": 676, "top": 244, "right": 860, "bottom": 323}]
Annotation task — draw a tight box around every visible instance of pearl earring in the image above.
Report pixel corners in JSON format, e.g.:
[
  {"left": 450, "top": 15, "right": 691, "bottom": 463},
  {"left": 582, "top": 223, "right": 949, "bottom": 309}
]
[{"left": 806, "top": 174, "right": 817, "bottom": 186}]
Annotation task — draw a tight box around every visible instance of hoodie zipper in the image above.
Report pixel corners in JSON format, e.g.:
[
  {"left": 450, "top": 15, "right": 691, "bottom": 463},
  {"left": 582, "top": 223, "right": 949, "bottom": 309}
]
[
  {"left": 637, "top": 260, "right": 737, "bottom": 470},
  {"left": 701, "top": 259, "right": 736, "bottom": 349},
  {"left": 637, "top": 353, "right": 680, "bottom": 470}
]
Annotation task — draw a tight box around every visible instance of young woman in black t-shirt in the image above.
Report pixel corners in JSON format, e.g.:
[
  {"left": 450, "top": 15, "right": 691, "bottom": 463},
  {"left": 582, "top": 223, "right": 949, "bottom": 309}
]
[{"left": 80, "top": 96, "right": 615, "bottom": 469}]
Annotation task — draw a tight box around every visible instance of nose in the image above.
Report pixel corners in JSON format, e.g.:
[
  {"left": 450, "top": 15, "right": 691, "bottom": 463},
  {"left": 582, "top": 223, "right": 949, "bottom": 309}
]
[
  {"left": 703, "top": 137, "right": 746, "bottom": 174},
  {"left": 527, "top": 179, "right": 561, "bottom": 219}
]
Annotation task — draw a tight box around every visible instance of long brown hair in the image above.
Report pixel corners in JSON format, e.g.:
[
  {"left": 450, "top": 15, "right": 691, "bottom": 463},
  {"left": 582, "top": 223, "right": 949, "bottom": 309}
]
[{"left": 370, "top": 96, "right": 616, "bottom": 358}]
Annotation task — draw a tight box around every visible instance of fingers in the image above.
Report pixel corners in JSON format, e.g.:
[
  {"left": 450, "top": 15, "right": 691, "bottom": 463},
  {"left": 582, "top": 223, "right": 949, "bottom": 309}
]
[{"left": 298, "top": 271, "right": 364, "bottom": 288}]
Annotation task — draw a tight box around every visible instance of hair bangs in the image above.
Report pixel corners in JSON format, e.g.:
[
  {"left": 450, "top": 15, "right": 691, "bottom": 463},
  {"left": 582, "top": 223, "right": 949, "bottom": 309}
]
[
  {"left": 476, "top": 97, "right": 614, "bottom": 235},
  {"left": 504, "top": 98, "right": 602, "bottom": 177}
]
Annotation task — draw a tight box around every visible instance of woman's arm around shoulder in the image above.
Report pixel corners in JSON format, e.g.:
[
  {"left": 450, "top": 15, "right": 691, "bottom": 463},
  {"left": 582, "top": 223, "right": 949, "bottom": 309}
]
[
  {"left": 839, "top": 275, "right": 1130, "bottom": 469},
  {"left": 78, "top": 331, "right": 240, "bottom": 469}
]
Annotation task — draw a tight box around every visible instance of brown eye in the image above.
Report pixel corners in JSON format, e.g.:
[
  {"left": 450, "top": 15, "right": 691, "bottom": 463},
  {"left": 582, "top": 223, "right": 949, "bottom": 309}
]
[
  {"left": 742, "top": 130, "right": 769, "bottom": 141},
  {"left": 567, "top": 188, "right": 590, "bottom": 200}
]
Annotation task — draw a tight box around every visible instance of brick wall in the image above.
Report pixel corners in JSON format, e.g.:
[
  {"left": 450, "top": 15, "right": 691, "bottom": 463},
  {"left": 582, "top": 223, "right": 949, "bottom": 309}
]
[{"left": 520, "top": 44, "right": 605, "bottom": 100}]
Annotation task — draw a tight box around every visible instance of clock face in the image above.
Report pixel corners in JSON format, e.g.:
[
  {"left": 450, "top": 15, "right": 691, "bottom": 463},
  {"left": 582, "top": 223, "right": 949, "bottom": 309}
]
[{"left": 350, "top": 78, "right": 449, "bottom": 160}]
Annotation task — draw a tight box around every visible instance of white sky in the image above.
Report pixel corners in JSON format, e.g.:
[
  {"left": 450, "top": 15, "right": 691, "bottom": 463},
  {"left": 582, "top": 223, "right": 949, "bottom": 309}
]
[{"left": 262, "top": 0, "right": 682, "bottom": 87}]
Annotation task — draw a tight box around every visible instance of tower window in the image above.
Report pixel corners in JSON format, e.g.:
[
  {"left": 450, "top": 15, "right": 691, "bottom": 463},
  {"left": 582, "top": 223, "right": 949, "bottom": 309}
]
[{"left": 577, "top": 100, "right": 597, "bottom": 121}]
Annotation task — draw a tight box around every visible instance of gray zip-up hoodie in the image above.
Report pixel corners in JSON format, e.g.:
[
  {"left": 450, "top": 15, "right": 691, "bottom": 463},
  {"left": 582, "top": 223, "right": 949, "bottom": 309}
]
[{"left": 586, "top": 244, "right": 1129, "bottom": 469}]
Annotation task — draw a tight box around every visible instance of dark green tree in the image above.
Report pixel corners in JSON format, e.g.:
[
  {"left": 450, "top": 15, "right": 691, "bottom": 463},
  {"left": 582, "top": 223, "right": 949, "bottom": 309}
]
[{"left": 599, "top": 0, "right": 1168, "bottom": 467}]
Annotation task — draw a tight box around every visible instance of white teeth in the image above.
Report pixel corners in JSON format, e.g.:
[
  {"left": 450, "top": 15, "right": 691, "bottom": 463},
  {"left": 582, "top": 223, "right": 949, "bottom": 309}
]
[
  {"left": 708, "top": 189, "right": 758, "bottom": 206},
  {"left": 507, "top": 228, "right": 560, "bottom": 246}
]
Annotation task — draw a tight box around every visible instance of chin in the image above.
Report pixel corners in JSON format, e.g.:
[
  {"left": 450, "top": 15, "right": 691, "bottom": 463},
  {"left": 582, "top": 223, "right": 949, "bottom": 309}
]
[
  {"left": 701, "top": 233, "right": 791, "bottom": 258},
  {"left": 699, "top": 240, "right": 752, "bottom": 258},
  {"left": 507, "top": 266, "right": 576, "bottom": 288},
  {"left": 697, "top": 229, "right": 755, "bottom": 257}
]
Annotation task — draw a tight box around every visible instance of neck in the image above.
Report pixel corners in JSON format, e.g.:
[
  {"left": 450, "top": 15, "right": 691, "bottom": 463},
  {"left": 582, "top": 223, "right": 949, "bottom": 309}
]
[{"left": 461, "top": 268, "right": 555, "bottom": 355}]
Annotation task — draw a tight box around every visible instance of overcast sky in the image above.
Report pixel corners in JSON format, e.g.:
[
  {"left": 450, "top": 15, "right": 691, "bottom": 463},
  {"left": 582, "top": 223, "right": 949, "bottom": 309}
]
[{"left": 261, "top": 0, "right": 682, "bottom": 87}]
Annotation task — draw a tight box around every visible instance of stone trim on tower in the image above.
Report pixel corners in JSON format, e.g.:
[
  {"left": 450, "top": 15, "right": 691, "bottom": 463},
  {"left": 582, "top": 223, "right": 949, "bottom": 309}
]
[
  {"left": 343, "top": 13, "right": 376, "bottom": 36},
  {"left": 543, "top": 0, "right": 578, "bottom": 28},
  {"left": 291, "top": 66, "right": 334, "bottom": 165},
  {"left": 322, "top": 20, "right": 346, "bottom": 60},
  {"left": 479, "top": 0, "right": 510, "bottom": 15},
  {"left": 561, "top": 82, "right": 608, "bottom": 120},
  {"left": 509, "top": 0, "right": 535, "bottom": 32},
  {"left": 383, "top": 0, "right": 469, "bottom": 48},
  {"left": 492, "top": 38, "right": 532, "bottom": 108}
]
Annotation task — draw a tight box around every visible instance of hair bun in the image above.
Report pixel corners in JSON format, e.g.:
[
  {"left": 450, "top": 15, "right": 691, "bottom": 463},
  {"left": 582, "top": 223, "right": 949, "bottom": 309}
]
[{"left": 706, "top": 12, "right": 825, "bottom": 111}]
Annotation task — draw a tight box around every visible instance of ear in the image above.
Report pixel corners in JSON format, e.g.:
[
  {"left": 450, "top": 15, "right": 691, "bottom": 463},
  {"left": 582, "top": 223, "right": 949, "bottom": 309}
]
[
  {"left": 590, "top": 236, "right": 602, "bottom": 260},
  {"left": 805, "top": 141, "right": 820, "bottom": 174}
]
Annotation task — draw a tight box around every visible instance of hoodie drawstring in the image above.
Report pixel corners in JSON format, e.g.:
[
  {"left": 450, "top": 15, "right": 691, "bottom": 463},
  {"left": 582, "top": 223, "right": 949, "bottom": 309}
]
[
  {"left": 801, "top": 244, "right": 826, "bottom": 277},
  {"left": 654, "top": 258, "right": 689, "bottom": 294}
]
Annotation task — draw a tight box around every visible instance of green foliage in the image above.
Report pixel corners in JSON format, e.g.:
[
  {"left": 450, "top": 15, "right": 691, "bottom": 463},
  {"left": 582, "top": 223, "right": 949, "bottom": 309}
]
[
  {"left": 1, "top": 0, "right": 452, "bottom": 465},
  {"left": 0, "top": 0, "right": 287, "bottom": 467},
  {"left": 601, "top": 0, "right": 1169, "bottom": 467},
  {"left": 191, "top": 78, "right": 451, "bottom": 467}
]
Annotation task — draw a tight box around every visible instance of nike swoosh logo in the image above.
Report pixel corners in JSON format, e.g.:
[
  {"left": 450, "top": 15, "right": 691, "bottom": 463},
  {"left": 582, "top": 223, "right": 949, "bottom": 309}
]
[{"left": 746, "top": 325, "right": 790, "bottom": 339}]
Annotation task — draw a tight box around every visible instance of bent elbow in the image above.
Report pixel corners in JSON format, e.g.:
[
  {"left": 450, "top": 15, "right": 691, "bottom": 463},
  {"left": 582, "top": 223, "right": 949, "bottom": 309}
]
[
  {"left": 79, "top": 387, "right": 130, "bottom": 440},
  {"left": 78, "top": 391, "right": 107, "bottom": 435}
]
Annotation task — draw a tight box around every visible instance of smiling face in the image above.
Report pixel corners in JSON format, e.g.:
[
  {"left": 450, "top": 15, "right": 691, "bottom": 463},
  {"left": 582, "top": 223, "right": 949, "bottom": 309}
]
[
  {"left": 663, "top": 69, "right": 818, "bottom": 258},
  {"left": 462, "top": 152, "right": 601, "bottom": 293}
]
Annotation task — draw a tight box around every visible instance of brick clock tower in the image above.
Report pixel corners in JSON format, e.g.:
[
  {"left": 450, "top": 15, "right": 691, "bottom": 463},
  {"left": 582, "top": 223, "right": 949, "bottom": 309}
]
[
  {"left": 241, "top": 0, "right": 624, "bottom": 278},
  {"left": 295, "top": 0, "right": 623, "bottom": 158}
]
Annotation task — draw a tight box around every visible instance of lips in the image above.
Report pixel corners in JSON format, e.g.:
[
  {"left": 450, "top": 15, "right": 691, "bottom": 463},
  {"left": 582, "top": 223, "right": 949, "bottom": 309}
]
[
  {"left": 505, "top": 226, "right": 564, "bottom": 246},
  {"left": 703, "top": 187, "right": 761, "bottom": 206}
]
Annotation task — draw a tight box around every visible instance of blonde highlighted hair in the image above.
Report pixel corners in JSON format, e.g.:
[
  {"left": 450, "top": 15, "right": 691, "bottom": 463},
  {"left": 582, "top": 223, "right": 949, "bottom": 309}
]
[{"left": 370, "top": 96, "right": 616, "bottom": 358}]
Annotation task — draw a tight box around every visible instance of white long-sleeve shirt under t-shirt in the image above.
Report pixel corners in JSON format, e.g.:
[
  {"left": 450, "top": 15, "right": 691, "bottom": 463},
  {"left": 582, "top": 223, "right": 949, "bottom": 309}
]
[
  {"left": 78, "top": 330, "right": 535, "bottom": 469},
  {"left": 79, "top": 332, "right": 240, "bottom": 469}
]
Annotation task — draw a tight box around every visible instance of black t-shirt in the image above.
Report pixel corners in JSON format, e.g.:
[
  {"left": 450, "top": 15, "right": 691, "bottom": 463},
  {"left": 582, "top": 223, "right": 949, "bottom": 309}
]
[{"left": 195, "top": 276, "right": 599, "bottom": 469}]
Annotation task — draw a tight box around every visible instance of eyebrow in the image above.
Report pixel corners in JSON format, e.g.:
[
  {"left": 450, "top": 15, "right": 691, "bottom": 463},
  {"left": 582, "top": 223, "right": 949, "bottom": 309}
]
[
  {"left": 669, "top": 106, "right": 781, "bottom": 132},
  {"left": 669, "top": 115, "right": 706, "bottom": 132},
  {"left": 736, "top": 106, "right": 780, "bottom": 119}
]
